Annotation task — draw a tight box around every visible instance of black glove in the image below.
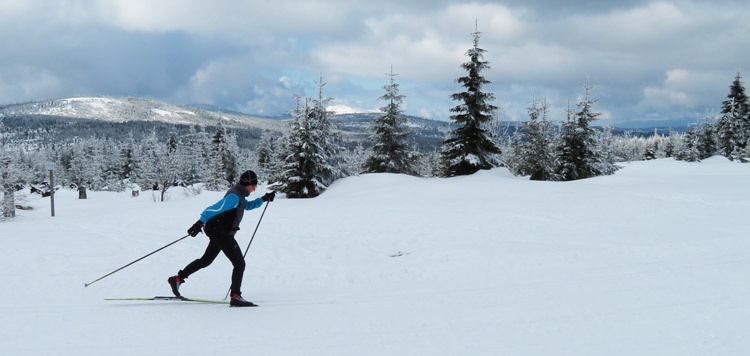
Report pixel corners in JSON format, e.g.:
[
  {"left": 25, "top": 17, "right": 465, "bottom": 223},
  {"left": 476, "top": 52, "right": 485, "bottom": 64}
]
[
  {"left": 262, "top": 191, "right": 276, "bottom": 202},
  {"left": 187, "top": 220, "right": 204, "bottom": 237}
]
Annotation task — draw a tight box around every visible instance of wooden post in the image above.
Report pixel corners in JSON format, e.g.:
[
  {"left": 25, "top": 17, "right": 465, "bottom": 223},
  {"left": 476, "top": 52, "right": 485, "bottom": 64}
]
[{"left": 49, "top": 163, "right": 55, "bottom": 217}]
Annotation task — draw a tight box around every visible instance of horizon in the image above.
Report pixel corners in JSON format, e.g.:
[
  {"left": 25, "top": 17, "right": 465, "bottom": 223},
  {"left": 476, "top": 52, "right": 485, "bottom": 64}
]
[{"left": 0, "top": 94, "right": 700, "bottom": 130}]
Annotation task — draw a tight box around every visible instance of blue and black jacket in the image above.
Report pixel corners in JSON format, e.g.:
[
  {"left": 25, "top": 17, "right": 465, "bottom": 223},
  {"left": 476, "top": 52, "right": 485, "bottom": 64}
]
[{"left": 200, "top": 183, "right": 264, "bottom": 237}]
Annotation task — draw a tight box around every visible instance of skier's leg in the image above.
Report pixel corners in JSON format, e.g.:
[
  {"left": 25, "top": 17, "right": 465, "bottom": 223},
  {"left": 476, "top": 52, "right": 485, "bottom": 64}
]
[
  {"left": 179, "top": 240, "right": 221, "bottom": 279},
  {"left": 218, "top": 236, "right": 246, "bottom": 296}
]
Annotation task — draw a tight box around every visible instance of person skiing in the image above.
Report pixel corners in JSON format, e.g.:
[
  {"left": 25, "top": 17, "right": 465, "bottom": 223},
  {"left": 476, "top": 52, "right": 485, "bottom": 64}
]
[{"left": 167, "top": 170, "right": 275, "bottom": 307}]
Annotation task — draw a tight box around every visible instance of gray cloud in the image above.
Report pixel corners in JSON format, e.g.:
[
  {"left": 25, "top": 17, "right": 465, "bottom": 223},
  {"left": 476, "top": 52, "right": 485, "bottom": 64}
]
[{"left": 0, "top": 0, "right": 748, "bottom": 125}]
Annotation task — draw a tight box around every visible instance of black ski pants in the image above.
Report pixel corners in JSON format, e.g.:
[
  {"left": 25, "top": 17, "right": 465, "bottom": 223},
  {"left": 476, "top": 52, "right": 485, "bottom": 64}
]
[{"left": 179, "top": 233, "right": 246, "bottom": 296}]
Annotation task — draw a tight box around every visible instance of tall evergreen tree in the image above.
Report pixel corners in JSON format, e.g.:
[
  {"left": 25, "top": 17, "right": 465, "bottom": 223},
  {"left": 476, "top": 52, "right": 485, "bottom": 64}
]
[
  {"left": 0, "top": 119, "right": 10, "bottom": 218},
  {"left": 696, "top": 117, "right": 718, "bottom": 160},
  {"left": 67, "top": 139, "right": 103, "bottom": 196},
  {"left": 511, "top": 97, "right": 558, "bottom": 181},
  {"left": 206, "top": 125, "right": 239, "bottom": 190},
  {"left": 0, "top": 119, "right": 19, "bottom": 218},
  {"left": 120, "top": 132, "right": 137, "bottom": 183},
  {"left": 256, "top": 130, "right": 282, "bottom": 183},
  {"left": 364, "top": 66, "right": 416, "bottom": 175},
  {"left": 276, "top": 77, "right": 344, "bottom": 198},
  {"left": 716, "top": 72, "right": 750, "bottom": 160},
  {"left": 675, "top": 126, "right": 702, "bottom": 162},
  {"left": 1, "top": 154, "right": 17, "bottom": 218},
  {"left": 140, "top": 131, "right": 179, "bottom": 201},
  {"left": 676, "top": 116, "right": 718, "bottom": 162},
  {"left": 179, "top": 126, "right": 211, "bottom": 187},
  {"left": 440, "top": 22, "right": 501, "bottom": 177},
  {"left": 556, "top": 80, "right": 616, "bottom": 180}
]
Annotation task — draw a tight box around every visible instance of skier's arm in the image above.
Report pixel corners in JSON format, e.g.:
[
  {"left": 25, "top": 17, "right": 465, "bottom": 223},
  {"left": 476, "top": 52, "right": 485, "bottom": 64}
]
[
  {"left": 245, "top": 197, "right": 264, "bottom": 211},
  {"left": 199, "top": 194, "right": 240, "bottom": 222}
]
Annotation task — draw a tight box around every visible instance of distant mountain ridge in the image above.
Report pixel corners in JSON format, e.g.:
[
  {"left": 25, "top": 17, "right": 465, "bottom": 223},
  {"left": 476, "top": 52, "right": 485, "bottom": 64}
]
[
  {"left": 0, "top": 96, "right": 453, "bottom": 150},
  {"left": 0, "top": 96, "right": 680, "bottom": 151},
  {"left": 0, "top": 96, "right": 286, "bottom": 132}
]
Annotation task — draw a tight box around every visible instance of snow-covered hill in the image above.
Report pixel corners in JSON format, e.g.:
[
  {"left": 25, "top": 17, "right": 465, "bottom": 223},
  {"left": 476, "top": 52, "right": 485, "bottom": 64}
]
[
  {"left": 2, "top": 157, "right": 749, "bottom": 355},
  {"left": 0, "top": 96, "right": 286, "bottom": 132},
  {"left": 0, "top": 96, "right": 453, "bottom": 149}
]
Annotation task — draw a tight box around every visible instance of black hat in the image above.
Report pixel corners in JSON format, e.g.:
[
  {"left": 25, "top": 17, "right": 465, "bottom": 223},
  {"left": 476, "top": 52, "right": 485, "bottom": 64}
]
[{"left": 240, "top": 170, "right": 258, "bottom": 186}]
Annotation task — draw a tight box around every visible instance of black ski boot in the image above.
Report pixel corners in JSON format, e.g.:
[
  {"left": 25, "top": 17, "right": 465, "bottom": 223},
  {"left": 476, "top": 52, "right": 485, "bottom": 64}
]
[
  {"left": 230, "top": 293, "right": 257, "bottom": 307},
  {"left": 167, "top": 275, "right": 184, "bottom": 297}
]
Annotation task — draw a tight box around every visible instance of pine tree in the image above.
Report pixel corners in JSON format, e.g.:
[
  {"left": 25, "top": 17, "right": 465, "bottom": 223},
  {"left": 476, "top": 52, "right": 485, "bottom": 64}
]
[
  {"left": 120, "top": 132, "right": 137, "bottom": 183},
  {"left": 256, "top": 130, "right": 282, "bottom": 183},
  {"left": 100, "top": 138, "right": 125, "bottom": 191},
  {"left": 696, "top": 117, "right": 718, "bottom": 160},
  {"left": 440, "top": 22, "right": 501, "bottom": 177},
  {"left": 675, "top": 126, "right": 702, "bottom": 162},
  {"left": 275, "top": 77, "right": 344, "bottom": 198},
  {"left": 139, "top": 131, "right": 180, "bottom": 201},
  {"left": 676, "top": 116, "right": 718, "bottom": 162},
  {"left": 0, "top": 119, "right": 13, "bottom": 218},
  {"left": 0, "top": 142, "right": 16, "bottom": 218},
  {"left": 179, "top": 127, "right": 211, "bottom": 187},
  {"left": 364, "top": 66, "right": 417, "bottom": 175},
  {"left": 716, "top": 72, "right": 750, "bottom": 161},
  {"left": 556, "top": 80, "right": 616, "bottom": 180},
  {"left": 67, "top": 139, "right": 103, "bottom": 197},
  {"left": 595, "top": 125, "right": 620, "bottom": 176},
  {"left": 206, "top": 125, "right": 239, "bottom": 190},
  {"left": 511, "top": 97, "right": 558, "bottom": 181}
]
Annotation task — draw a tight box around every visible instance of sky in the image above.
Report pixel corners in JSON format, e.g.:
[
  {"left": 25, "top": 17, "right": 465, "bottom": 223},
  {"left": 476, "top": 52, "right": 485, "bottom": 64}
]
[{"left": 1, "top": 0, "right": 748, "bottom": 125}]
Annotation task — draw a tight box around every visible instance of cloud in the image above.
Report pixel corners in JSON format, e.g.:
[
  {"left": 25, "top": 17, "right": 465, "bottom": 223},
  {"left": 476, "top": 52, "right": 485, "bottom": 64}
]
[
  {"left": 639, "top": 68, "right": 729, "bottom": 119},
  {"left": 0, "top": 0, "right": 748, "bottom": 125}
]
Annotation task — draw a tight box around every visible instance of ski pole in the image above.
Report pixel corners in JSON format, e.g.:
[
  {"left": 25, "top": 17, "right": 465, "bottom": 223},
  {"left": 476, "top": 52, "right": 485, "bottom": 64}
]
[
  {"left": 224, "top": 201, "right": 270, "bottom": 299},
  {"left": 85, "top": 234, "right": 190, "bottom": 287}
]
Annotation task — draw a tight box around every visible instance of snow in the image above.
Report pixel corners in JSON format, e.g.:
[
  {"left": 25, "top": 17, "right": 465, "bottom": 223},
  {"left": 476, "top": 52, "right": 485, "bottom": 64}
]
[{"left": 2, "top": 157, "right": 750, "bottom": 355}]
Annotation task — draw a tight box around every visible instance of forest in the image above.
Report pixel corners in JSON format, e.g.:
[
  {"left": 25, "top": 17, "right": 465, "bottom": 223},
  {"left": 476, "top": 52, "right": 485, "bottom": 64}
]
[{"left": 1, "top": 29, "right": 748, "bottom": 219}]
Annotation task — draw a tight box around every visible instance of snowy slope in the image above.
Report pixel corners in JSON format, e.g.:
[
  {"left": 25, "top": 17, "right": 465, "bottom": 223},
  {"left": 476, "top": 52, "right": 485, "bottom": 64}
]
[
  {"left": 0, "top": 96, "right": 286, "bottom": 132},
  {"left": 1, "top": 157, "right": 749, "bottom": 355}
]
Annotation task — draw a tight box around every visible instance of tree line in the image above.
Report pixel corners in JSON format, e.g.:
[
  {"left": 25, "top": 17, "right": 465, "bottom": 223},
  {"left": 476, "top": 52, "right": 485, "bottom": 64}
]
[{"left": 2, "top": 25, "right": 748, "bottom": 219}]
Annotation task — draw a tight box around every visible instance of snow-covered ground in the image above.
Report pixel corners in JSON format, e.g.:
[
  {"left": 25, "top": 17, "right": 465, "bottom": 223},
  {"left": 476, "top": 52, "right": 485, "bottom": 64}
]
[{"left": 2, "top": 157, "right": 749, "bottom": 355}]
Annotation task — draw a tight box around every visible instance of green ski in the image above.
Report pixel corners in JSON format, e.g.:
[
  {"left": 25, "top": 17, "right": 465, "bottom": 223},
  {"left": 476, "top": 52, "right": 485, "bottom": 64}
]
[{"left": 105, "top": 296, "right": 231, "bottom": 304}]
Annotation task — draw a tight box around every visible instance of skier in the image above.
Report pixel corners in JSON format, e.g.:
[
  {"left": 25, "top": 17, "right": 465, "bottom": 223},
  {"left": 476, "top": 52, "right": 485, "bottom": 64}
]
[{"left": 167, "top": 170, "right": 275, "bottom": 307}]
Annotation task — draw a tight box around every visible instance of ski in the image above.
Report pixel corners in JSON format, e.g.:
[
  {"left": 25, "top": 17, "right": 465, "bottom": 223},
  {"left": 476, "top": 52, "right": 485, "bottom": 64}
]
[{"left": 105, "top": 296, "right": 232, "bottom": 305}]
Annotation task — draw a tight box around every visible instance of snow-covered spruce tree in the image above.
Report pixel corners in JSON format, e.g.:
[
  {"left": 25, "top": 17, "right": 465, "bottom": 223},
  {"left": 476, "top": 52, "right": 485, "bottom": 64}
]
[
  {"left": 0, "top": 119, "right": 11, "bottom": 219},
  {"left": 256, "top": 130, "right": 283, "bottom": 183},
  {"left": 346, "top": 142, "right": 370, "bottom": 176},
  {"left": 95, "top": 138, "right": 124, "bottom": 192},
  {"left": 696, "top": 116, "right": 718, "bottom": 159},
  {"left": 0, "top": 155, "right": 16, "bottom": 219},
  {"left": 595, "top": 125, "right": 619, "bottom": 176},
  {"left": 675, "top": 126, "right": 702, "bottom": 162},
  {"left": 642, "top": 143, "right": 658, "bottom": 160},
  {"left": 716, "top": 72, "right": 750, "bottom": 161},
  {"left": 178, "top": 127, "right": 211, "bottom": 187},
  {"left": 440, "top": 23, "right": 501, "bottom": 177},
  {"left": 676, "top": 117, "right": 717, "bottom": 162},
  {"left": 140, "top": 131, "right": 180, "bottom": 201},
  {"left": 66, "top": 138, "right": 104, "bottom": 198},
  {"left": 555, "top": 80, "right": 617, "bottom": 181},
  {"left": 119, "top": 132, "right": 140, "bottom": 190},
  {"left": 275, "top": 80, "right": 345, "bottom": 198},
  {"left": 510, "top": 97, "right": 559, "bottom": 181},
  {"left": 206, "top": 125, "right": 240, "bottom": 190},
  {"left": 1, "top": 145, "right": 36, "bottom": 218},
  {"left": 364, "top": 66, "right": 417, "bottom": 175}
]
